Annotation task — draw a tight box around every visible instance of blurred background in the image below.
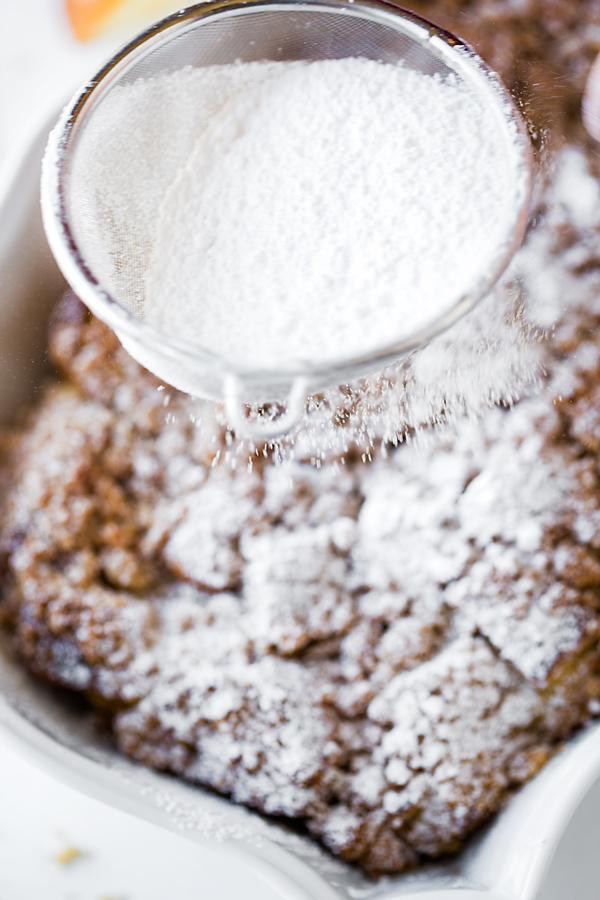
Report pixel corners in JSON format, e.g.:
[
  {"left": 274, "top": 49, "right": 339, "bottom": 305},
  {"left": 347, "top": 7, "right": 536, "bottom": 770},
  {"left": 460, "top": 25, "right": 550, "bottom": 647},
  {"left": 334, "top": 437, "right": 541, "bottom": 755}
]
[{"left": 1, "top": 0, "right": 186, "bottom": 161}]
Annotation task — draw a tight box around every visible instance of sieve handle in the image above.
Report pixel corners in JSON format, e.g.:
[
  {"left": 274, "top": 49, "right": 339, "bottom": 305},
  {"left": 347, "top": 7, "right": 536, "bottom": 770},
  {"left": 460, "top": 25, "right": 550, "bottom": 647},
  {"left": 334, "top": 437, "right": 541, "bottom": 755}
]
[{"left": 224, "top": 375, "right": 308, "bottom": 441}]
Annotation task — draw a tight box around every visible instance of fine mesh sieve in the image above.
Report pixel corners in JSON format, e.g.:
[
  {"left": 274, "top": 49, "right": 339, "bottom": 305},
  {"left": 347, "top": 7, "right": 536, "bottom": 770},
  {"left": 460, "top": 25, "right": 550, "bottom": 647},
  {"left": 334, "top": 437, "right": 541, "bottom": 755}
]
[{"left": 41, "top": 0, "right": 533, "bottom": 439}]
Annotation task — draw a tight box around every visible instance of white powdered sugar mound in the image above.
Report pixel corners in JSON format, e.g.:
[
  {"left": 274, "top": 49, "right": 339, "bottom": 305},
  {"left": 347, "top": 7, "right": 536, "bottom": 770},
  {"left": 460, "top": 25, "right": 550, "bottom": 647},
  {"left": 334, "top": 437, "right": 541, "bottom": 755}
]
[{"left": 144, "top": 58, "right": 518, "bottom": 365}]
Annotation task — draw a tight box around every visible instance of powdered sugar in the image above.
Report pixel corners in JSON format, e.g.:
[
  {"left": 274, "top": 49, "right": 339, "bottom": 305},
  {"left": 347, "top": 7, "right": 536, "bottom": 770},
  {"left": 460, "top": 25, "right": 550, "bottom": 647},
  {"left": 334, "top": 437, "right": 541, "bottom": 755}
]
[
  {"left": 144, "top": 58, "right": 518, "bottom": 366},
  {"left": 4, "top": 272, "right": 600, "bottom": 873}
]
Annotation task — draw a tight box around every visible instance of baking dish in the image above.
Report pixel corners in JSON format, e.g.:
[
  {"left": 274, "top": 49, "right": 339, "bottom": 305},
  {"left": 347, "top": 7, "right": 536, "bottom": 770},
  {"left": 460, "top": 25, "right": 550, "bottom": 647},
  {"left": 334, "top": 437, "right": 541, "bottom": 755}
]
[{"left": 1, "top": 112, "right": 600, "bottom": 900}]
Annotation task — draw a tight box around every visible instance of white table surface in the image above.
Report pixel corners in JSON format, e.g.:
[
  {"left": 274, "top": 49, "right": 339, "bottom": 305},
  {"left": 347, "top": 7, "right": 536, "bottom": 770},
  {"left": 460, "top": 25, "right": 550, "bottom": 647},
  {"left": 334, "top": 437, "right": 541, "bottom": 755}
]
[
  {"left": 0, "top": 4, "right": 280, "bottom": 898},
  {"left": 0, "top": 737, "right": 283, "bottom": 900}
]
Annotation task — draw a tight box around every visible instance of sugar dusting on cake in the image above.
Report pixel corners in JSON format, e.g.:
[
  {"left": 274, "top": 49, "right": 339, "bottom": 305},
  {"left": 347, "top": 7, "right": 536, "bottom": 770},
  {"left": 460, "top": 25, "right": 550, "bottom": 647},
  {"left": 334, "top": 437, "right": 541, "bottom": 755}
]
[{"left": 3, "top": 143, "right": 600, "bottom": 875}]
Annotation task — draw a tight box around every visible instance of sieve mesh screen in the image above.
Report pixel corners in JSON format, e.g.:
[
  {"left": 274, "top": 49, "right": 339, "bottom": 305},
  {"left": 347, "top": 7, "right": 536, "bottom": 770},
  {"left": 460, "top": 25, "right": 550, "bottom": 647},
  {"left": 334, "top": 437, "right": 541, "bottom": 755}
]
[{"left": 65, "top": 4, "right": 477, "bottom": 321}]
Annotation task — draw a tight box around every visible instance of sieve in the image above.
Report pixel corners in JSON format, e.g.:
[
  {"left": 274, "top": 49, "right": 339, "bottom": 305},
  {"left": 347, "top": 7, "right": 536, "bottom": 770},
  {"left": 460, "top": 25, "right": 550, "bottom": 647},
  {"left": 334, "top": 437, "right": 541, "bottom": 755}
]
[{"left": 41, "top": 0, "right": 533, "bottom": 439}]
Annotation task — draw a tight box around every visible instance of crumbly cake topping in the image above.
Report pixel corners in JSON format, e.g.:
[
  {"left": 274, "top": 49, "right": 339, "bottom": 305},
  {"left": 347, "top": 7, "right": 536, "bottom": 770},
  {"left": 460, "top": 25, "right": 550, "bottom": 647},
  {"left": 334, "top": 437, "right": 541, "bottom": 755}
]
[
  {"left": 3, "top": 0, "right": 600, "bottom": 878},
  {"left": 4, "top": 189, "right": 600, "bottom": 870}
]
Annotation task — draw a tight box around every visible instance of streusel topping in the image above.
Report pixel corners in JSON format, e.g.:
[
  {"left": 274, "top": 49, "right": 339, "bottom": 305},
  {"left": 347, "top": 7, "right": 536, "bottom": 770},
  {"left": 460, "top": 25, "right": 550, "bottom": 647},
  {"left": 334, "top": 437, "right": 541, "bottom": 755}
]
[{"left": 3, "top": 0, "right": 600, "bottom": 876}]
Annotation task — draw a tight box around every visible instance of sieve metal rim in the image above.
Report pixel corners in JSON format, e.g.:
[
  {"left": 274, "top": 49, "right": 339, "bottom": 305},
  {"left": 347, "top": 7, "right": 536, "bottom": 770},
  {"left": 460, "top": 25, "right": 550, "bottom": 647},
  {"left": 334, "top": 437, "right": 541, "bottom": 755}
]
[{"left": 41, "top": 0, "right": 534, "bottom": 399}]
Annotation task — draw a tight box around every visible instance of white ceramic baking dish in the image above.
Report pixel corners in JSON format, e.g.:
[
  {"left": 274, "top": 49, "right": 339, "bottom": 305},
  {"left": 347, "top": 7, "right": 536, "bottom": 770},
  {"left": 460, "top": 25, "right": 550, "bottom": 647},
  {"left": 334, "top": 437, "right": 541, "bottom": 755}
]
[{"left": 1, "top": 114, "right": 600, "bottom": 900}]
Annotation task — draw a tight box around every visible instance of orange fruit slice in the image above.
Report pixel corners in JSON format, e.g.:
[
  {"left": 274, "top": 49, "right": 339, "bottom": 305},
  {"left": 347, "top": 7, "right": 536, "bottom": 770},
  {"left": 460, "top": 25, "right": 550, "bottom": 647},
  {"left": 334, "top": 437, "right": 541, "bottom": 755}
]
[{"left": 66, "top": 0, "right": 182, "bottom": 41}]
